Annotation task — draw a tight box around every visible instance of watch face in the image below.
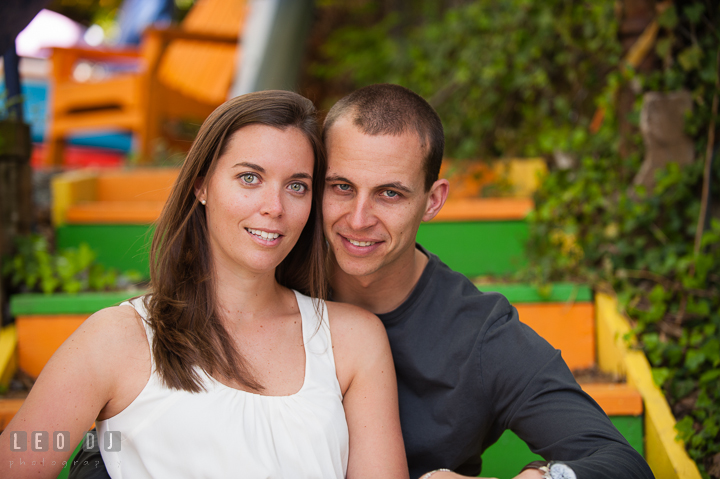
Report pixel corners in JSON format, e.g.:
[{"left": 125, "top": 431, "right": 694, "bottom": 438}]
[{"left": 549, "top": 463, "right": 577, "bottom": 479}]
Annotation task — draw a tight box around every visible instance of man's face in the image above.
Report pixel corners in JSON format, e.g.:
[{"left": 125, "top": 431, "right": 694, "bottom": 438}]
[{"left": 323, "top": 117, "right": 436, "bottom": 280}]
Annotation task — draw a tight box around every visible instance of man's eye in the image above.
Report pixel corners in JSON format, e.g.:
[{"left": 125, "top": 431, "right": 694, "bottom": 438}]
[
  {"left": 382, "top": 190, "right": 399, "bottom": 198},
  {"left": 336, "top": 184, "right": 351, "bottom": 192},
  {"left": 289, "top": 183, "right": 307, "bottom": 193},
  {"left": 240, "top": 173, "right": 258, "bottom": 184}
]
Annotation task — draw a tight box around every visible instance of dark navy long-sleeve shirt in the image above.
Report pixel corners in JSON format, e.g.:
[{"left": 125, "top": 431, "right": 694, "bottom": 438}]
[{"left": 377, "top": 245, "right": 654, "bottom": 479}]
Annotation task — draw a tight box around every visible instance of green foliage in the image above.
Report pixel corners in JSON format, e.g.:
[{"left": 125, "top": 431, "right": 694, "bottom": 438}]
[
  {"left": 47, "top": 0, "right": 195, "bottom": 34},
  {"left": 524, "top": 2, "right": 720, "bottom": 474},
  {"left": 528, "top": 153, "right": 720, "bottom": 477},
  {"left": 0, "top": 91, "right": 24, "bottom": 123},
  {"left": 47, "top": 0, "right": 124, "bottom": 27},
  {"left": 1, "top": 234, "right": 135, "bottom": 295},
  {"left": 315, "top": 0, "right": 620, "bottom": 159}
]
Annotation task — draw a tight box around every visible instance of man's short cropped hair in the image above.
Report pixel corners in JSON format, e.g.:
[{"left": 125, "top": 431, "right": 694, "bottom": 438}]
[{"left": 323, "top": 84, "right": 444, "bottom": 191}]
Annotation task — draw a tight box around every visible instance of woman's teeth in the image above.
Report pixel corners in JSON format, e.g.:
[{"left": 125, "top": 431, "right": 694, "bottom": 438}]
[{"left": 247, "top": 228, "right": 280, "bottom": 240}]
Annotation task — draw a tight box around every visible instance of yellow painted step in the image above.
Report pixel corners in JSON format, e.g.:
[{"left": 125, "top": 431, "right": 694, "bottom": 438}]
[{"left": 596, "top": 293, "right": 701, "bottom": 479}]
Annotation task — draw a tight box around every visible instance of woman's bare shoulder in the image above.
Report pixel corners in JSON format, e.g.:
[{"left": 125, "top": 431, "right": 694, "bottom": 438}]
[
  {"left": 324, "top": 301, "right": 392, "bottom": 393},
  {"left": 67, "top": 302, "right": 149, "bottom": 366},
  {"left": 83, "top": 302, "right": 145, "bottom": 338},
  {"left": 325, "top": 300, "right": 387, "bottom": 341}
]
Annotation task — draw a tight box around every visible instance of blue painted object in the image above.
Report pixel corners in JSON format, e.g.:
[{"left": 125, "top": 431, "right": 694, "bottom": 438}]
[{"left": 116, "top": 0, "right": 174, "bottom": 45}]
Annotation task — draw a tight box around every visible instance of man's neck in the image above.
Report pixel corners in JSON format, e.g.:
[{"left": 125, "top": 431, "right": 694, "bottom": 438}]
[{"left": 329, "top": 247, "right": 428, "bottom": 315}]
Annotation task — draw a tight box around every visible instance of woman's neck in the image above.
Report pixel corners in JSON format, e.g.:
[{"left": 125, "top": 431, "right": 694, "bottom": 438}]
[{"left": 212, "top": 260, "right": 290, "bottom": 326}]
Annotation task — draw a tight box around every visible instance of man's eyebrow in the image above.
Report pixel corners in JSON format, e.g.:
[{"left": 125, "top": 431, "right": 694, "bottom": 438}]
[
  {"left": 325, "top": 175, "right": 413, "bottom": 193},
  {"left": 325, "top": 174, "right": 352, "bottom": 183},
  {"left": 378, "top": 182, "right": 413, "bottom": 194}
]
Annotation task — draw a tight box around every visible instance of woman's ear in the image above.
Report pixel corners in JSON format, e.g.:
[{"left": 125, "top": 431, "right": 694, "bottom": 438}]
[{"left": 194, "top": 177, "right": 207, "bottom": 204}]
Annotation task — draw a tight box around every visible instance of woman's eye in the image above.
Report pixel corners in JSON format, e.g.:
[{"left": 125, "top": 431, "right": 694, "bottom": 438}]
[
  {"left": 241, "top": 173, "right": 258, "bottom": 184},
  {"left": 289, "top": 183, "right": 307, "bottom": 193},
  {"left": 336, "top": 184, "right": 351, "bottom": 192}
]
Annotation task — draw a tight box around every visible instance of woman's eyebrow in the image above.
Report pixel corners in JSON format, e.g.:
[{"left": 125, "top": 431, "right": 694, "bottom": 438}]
[
  {"left": 232, "top": 161, "right": 265, "bottom": 172},
  {"left": 233, "top": 162, "right": 311, "bottom": 180}
]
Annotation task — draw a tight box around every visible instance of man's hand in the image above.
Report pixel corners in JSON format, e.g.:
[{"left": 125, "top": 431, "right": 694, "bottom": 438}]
[
  {"left": 514, "top": 468, "right": 545, "bottom": 479},
  {"left": 421, "top": 467, "right": 544, "bottom": 479},
  {"left": 424, "top": 472, "right": 497, "bottom": 479}
]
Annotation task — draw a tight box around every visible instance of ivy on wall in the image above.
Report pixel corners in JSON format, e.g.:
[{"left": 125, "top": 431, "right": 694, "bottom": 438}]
[
  {"left": 315, "top": 0, "right": 620, "bottom": 160},
  {"left": 525, "top": 2, "right": 720, "bottom": 476}
]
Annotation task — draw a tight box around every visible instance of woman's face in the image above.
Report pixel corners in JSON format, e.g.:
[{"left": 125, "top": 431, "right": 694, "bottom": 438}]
[{"left": 197, "top": 124, "right": 315, "bottom": 277}]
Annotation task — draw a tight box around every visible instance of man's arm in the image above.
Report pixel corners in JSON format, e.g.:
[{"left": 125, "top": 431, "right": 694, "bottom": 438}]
[{"left": 478, "top": 306, "right": 654, "bottom": 479}]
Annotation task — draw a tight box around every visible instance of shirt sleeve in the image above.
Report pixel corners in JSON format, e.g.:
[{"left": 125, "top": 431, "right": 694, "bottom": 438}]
[{"left": 477, "top": 304, "right": 654, "bottom": 479}]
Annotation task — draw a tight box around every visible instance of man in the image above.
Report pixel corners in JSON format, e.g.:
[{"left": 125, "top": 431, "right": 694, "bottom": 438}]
[
  {"left": 320, "top": 84, "right": 653, "bottom": 479},
  {"left": 71, "top": 84, "right": 654, "bottom": 479}
]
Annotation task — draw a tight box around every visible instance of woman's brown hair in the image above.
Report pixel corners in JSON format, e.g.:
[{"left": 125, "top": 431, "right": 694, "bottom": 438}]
[{"left": 146, "top": 90, "right": 327, "bottom": 393}]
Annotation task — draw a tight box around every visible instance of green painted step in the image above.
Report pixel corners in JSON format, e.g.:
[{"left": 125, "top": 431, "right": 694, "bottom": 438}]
[
  {"left": 59, "top": 220, "right": 529, "bottom": 280},
  {"left": 10, "top": 291, "right": 142, "bottom": 315},
  {"left": 475, "top": 283, "right": 592, "bottom": 303},
  {"left": 9, "top": 283, "right": 590, "bottom": 316},
  {"left": 480, "top": 416, "right": 644, "bottom": 477},
  {"left": 56, "top": 224, "right": 154, "bottom": 276},
  {"left": 417, "top": 220, "right": 528, "bottom": 277}
]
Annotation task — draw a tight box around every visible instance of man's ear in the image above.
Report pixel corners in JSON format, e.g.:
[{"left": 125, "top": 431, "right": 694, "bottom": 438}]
[
  {"left": 422, "top": 178, "right": 449, "bottom": 222},
  {"left": 194, "top": 177, "right": 206, "bottom": 203}
]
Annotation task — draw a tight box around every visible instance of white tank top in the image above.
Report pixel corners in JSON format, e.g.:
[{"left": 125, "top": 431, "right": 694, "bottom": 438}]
[{"left": 96, "top": 291, "right": 349, "bottom": 478}]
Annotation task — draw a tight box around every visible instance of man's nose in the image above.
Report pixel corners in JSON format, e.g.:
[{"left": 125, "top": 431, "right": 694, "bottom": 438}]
[{"left": 346, "top": 195, "right": 376, "bottom": 230}]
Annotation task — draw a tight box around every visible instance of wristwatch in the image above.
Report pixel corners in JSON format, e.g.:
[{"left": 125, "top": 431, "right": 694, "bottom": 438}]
[{"left": 521, "top": 461, "right": 577, "bottom": 479}]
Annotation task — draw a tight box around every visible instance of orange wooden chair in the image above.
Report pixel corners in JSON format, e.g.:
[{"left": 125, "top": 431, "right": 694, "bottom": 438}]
[{"left": 45, "top": 0, "right": 247, "bottom": 165}]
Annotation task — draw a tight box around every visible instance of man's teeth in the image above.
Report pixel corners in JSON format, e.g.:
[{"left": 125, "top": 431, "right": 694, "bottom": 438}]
[
  {"left": 348, "top": 239, "right": 376, "bottom": 247},
  {"left": 247, "top": 228, "right": 280, "bottom": 240}
]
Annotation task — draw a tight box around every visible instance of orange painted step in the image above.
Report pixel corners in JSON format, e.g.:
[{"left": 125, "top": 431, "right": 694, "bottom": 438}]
[
  {"left": 581, "top": 383, "right": 644, "bottom": 416},
  {"left": 432, "top": 198, "right": 533, "bottom": 222},
  {"left": 516, "top": 302, "right": 595, "bottom": 370},
  {"left": 0, "top": 399, "right": 25, "bottom": 430},
  {"left": 16, "top": 315, "right": 87, "bottom": 379},
  {"left": 96, "top": 169, "right": 179, "bottom": 202},
  {"left": 66, "top": 201, "right": 166, "bottom": 223}
]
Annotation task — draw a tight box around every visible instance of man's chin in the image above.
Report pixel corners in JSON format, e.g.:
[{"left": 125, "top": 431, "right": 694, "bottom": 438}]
[{"left": 332, "top": 255, "right": 383, "bottom": 279}]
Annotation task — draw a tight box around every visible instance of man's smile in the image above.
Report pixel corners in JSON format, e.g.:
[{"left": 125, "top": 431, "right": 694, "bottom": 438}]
[{"left": 339, "top": 234, "right": 383, "bottom": 252}]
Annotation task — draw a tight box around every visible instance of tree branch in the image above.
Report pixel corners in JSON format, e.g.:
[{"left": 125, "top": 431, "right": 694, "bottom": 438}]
[{"left": 694, "top": 47, "right": 720, "bottom": 258}]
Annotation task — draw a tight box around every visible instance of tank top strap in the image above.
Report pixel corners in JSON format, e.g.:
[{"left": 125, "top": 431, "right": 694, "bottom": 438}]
[
  {"left": 120, "top": 296, "right": 155, "bottom": 365},
  {"left": 293, "top": 290, "right": 342, "bottom": 397}
]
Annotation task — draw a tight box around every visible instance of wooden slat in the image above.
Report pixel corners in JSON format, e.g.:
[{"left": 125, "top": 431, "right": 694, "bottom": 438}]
[
  {"left": 158, "top": 0, "right": 247, "bottom": 104},
  {"left": 53, "top": 75, "right": 140, "bottom": 112}
]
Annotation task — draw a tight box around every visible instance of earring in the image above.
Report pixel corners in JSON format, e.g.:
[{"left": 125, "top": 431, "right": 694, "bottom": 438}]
[{"left": 201, "top": 199, "right": 206, "bottom": 205}]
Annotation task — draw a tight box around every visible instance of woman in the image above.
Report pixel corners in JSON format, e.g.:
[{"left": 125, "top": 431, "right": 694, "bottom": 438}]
[{"left": 0, "top": 91, "right": 408, "bottom": 478}]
